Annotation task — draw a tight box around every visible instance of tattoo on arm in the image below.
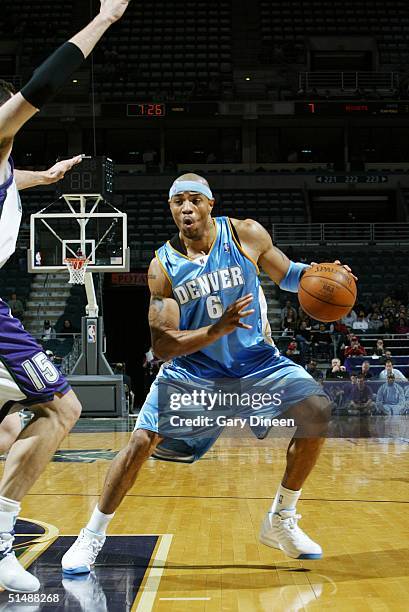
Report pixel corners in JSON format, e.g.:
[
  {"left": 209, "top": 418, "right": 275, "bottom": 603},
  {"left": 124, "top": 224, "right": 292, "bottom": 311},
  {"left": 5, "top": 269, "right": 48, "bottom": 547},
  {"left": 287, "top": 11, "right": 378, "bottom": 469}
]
[{"left": 150, "top": 296, "right": 165, "bottom": 311}]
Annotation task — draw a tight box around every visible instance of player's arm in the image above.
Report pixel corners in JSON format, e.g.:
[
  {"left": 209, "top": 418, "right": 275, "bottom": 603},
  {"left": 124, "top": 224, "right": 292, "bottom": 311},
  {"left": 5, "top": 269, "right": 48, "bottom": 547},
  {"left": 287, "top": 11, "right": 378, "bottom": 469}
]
[
  {"left": 233, "top": 218, "right": 356, "bottom": 291},
  {"left": 232, "top": 218, "right": 307, "bottom": 291},
  {"left": 15, "top": 155, "right": 83, "bottom": 191},
  {"left": 0, "top": 1, "right": 130, "bottom": 162},
  {"left": 148, "top": 258, "right": 254, "bottom": 361}
]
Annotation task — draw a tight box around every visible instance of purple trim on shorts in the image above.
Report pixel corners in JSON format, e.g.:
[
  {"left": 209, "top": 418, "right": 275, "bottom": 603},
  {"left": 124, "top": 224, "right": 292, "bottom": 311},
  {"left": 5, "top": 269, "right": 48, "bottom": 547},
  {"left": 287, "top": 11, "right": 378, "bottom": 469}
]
[{"left": 0, "top": 299, "right": 71, "bottom": 407}]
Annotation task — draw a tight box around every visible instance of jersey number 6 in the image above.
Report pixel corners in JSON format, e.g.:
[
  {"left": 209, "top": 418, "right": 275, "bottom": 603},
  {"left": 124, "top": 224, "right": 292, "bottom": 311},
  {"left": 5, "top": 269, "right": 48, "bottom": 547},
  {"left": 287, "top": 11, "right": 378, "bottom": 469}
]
[{"left": 206, "top": 296, "right": 223, "bottom": 319}]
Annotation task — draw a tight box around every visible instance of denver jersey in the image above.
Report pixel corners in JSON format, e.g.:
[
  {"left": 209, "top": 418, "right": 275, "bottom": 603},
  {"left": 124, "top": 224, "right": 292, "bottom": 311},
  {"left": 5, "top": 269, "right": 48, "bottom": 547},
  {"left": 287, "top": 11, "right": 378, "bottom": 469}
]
[
  {"left": 156, "top": 216, "right": 279, "bottom": 377},
  {"left": 0, "top": 158, "right": 22, "bottom": 270}
]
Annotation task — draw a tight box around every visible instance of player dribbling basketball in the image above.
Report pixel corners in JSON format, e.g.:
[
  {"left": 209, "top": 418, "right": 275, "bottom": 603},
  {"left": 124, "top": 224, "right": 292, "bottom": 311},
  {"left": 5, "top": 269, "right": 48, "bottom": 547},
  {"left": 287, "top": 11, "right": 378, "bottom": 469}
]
[{"left": 62, "top": 173, "right": 356, "bottom": 574}]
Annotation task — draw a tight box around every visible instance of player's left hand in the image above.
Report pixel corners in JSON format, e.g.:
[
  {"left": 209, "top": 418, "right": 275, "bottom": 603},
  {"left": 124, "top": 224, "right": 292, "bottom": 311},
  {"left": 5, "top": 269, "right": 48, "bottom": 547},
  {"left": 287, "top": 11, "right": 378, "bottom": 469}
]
[
  {"left": 43, "top": 155, "right": 83, "bottom": 185},
  {"left": 310, "top": 259, "right": 358, "bottom": 281}
]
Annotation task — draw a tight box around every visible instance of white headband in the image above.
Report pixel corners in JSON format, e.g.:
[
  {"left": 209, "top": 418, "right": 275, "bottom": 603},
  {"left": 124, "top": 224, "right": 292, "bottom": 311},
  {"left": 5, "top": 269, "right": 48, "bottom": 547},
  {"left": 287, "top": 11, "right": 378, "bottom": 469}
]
[{"left": 169, "top": 180, "right": 213, "bottom": 200}]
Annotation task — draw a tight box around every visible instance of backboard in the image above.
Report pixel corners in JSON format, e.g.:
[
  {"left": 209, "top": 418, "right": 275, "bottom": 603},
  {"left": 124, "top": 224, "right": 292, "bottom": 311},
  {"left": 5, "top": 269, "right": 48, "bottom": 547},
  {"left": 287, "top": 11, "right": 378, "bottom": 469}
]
[{"left": 28, "top": 194, "right": 130, "bottom": 273}]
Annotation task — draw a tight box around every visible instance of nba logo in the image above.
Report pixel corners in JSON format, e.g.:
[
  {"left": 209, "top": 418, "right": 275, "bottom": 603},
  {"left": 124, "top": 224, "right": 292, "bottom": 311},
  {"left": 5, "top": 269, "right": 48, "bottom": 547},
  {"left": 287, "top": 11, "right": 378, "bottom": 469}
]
[
  {"left": 223, "top": 242, "right": 230, "bottom": 253},
  {"left": 87, "top": 324, "right": 96, "bottom": 344}
]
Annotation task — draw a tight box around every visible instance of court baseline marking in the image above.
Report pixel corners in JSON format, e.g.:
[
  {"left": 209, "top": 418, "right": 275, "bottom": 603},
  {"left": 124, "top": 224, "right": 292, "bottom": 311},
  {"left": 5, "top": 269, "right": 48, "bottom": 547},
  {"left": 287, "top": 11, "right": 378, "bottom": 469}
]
[{"left": 133, "top": 533, "right": 173, "bottom": 612}]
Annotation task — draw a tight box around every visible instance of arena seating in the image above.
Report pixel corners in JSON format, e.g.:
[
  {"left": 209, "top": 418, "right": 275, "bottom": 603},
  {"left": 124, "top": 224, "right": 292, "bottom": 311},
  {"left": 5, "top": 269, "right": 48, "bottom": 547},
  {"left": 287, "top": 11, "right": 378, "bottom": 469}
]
[
  {"left": 292, "top": 246, "right": 409, "bottom": 303},
  {"left": 0, "top": 0, "right": 234, "bottom": 102},
  {"left": 0, "top": 253, "right": 32, "bottom": 309},
  {"left": 125, "top": 189, "right": 307, "bottom": 265},
  {"left": 93, "top": 1, "right": 233, "bottom": 101},
  {"left": 260, "top": 0, "right": 409, "bottom": 65},
  {"left": 2, "top": 0, "right": 74, "bottom": 68}
]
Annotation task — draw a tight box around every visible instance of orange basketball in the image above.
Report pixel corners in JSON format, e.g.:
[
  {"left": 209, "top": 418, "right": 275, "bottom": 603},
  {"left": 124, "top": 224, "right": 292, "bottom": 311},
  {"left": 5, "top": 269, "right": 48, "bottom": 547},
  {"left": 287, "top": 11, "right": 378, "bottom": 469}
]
[{"left": 298, "top": 263, "right": 357, "bottom": 323}]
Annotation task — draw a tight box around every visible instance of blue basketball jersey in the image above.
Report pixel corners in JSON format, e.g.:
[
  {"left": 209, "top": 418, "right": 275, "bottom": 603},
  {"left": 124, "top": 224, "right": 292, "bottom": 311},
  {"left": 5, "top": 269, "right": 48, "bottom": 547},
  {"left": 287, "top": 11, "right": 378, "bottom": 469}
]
[{"left": 156, "top": 216, "right": 279, "bottom": 377}]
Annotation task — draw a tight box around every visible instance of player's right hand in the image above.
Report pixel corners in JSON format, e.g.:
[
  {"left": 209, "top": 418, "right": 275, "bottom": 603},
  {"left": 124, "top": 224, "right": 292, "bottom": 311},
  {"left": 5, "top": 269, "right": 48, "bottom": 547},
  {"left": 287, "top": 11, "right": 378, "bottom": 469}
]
[
  {"left": 100, "top": 0, "right": 131, "bottom": 24},
  {"left": 211, "top": 294, "right": 255, "bottom": 336}
]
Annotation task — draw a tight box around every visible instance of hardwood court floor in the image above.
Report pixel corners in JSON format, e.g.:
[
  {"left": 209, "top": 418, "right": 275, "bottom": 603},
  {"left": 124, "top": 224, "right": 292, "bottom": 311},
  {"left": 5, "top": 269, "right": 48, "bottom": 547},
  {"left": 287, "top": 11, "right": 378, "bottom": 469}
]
[{"left": 4, "top": 423, "right": 409, "bottom": 611}]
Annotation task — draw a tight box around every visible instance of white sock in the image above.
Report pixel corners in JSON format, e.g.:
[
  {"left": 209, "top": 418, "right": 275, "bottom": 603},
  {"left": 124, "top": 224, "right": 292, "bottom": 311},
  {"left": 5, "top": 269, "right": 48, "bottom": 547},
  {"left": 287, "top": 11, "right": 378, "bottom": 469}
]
[
  {"left": 270, "top": 484, "right": 301, "bottom": 514},
  {"left": 0, "top": 496, "right": 21, "bottom": 532},
  {"left": 85, "top": 505, "right": 114, "bottom": 536}
]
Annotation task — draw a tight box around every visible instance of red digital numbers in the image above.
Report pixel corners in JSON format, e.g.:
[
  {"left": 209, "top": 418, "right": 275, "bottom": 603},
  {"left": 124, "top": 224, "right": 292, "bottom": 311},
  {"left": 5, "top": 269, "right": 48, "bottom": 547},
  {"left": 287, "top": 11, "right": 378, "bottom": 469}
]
[{"left": 138, "top": 103, "right": 165, "bottom": 117}]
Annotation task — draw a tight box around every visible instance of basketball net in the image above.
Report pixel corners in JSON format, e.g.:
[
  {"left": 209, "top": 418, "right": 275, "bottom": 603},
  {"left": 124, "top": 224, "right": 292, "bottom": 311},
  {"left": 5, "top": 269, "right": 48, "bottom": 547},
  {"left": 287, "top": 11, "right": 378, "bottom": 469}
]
[{"left": 64, "top": 258, "right": 89, "bottom": 285}]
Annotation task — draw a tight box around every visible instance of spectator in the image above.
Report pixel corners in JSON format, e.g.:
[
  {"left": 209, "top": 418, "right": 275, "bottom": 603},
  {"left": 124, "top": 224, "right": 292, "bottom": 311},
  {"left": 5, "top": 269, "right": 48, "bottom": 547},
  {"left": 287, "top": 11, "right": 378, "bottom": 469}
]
[
  {"left": 378, "top": 359, "right": 407, "bottom": 381},
  {"left": 344, "top": 336, "right": 367, "bottom": 358},
  {"left": 8, "top": 292, "right": 24, "bottom": 321},
  {"left": 311, "top": 323, "right": 332, "bottom": 359},
  {"left": 326, "top": 358, "right": 349, "bottom": 380},
  {"left": 281, "top": 311, "right": 297, "bottom": 335},
  {"left": 395, "top": 318, "right": 409, "bottom": 334},
  {"left": 367, "top": 312, "right": 383, "bottom": 332},
  {"left": 372, "top": 338, "right": 386, "bottom": 359},
  {"left": 376, "top": 374, "right": 406, "bottom": 415},
  {"left": 305, "top": 359, "right": 323, "bottom": 382},
  {"left": 379, "top": 317, "right": 393, "bottom": 336},
  {"left": 281, "top": 300, "right": 297, "bottom": 327},
  {"left": 62, "top": 319, "right": 76, "bottom": 335},
  {"left": 360, "top": 360, "right": 373, "bottom": 379},
  {"left": 397, "top": 304, "right": 407, "bottom": 319},
  {"left": 382, "top": 296, "right": 394, "bottom": 312},
  {"left": 341, "top": 309, "right": 357, "bottom": 328},
  {"left": 285, "top": 340, "right": 302, "bottom": 365},
  {"left": 347, "top": 374, "right": 375, "bottom": 415},
  {"left": 295, "top": 320, "right": 312, "bottom": 360},
  {"left": 41, "top": 320, "right": 56, "bottom": 341},
  {"left": 368, "top": 301, "right": 381, "bottom": 317},
  {"left": 380, "top": 350, "right": 393, "bottom": 364},
  {"left": 332, "top": 319, "right": 349, "bottom": 337},
  {"left": 352, "top": 312, "right": 369, "bottom": 333},
  {"left": 343, "top": 372, "right": 358, "bottom": 404},
  {"left": 404, "top": 384, "right": 409, "bottom": 413}
]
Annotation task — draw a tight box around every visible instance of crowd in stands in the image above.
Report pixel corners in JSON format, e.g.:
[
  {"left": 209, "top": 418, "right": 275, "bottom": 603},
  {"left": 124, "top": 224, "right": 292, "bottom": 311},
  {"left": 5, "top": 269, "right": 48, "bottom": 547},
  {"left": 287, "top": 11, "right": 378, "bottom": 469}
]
[{"left": 280, "top": 285, "right": 409, "bottom": 416}]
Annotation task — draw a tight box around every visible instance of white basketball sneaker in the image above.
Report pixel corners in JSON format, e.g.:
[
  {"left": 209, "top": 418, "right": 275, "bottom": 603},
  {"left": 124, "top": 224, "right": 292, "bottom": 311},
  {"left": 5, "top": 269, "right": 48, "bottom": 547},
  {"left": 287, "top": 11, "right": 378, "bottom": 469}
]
[
  {"left": 62, "top": 529, "right": 106, "bottom": 575},
  {"left": 0, "top": 532, "right": 40, "bottom": 593},
  {"left": 259, "top": 510, "right": 322, "bottom": 559}
]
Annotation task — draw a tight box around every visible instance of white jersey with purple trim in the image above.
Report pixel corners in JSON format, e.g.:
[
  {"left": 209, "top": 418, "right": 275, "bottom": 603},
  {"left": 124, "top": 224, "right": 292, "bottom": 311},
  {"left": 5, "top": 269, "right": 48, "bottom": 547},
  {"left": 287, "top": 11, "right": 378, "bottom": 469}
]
[{"left": 0, "top": 158, "right": 22, "bottom": 270}]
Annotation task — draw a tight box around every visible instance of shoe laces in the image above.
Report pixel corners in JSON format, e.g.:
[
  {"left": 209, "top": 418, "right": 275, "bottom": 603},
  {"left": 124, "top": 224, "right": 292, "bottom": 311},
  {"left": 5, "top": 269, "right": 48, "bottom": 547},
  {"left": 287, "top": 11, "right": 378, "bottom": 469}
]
[
  {"left": 0, "top": 532, "right": 14, "bottom": 557},
  {"left": 277, "top": 513, "right": 306, "bottom": 540},
  {"left": 73, "top": 530, "right": 104, "bottom": 557}
]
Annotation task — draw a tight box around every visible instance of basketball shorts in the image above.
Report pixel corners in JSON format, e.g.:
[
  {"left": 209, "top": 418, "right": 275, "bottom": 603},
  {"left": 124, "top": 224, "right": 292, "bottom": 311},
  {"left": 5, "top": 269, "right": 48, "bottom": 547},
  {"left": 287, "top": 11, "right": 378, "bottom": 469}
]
[
  {"left": 136, "top": 353, "right": 328, "bottom": 462},
  {"left": 0, "top": 299, "right": 71, "bottom": 423}
]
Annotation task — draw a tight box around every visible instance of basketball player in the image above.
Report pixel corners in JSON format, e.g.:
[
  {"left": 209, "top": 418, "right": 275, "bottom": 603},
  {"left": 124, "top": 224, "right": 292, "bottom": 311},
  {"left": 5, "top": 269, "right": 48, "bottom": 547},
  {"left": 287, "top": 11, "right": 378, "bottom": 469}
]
[
  {"left": 0, "top": 152, "right": 84, "bottom": 456},
  {"left": 63, "top": 173, "right": 355, "bottom": 573},
  {"left": 0, "top": 0, "right": 131, "bottom": 593}
]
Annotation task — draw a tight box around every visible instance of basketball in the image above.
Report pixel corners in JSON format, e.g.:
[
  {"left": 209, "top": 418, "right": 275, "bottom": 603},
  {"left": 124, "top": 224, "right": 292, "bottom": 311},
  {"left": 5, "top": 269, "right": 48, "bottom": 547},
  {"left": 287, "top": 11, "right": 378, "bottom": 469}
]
[{"left": 298, "top": 263, "right": 357, "bottom": 322}]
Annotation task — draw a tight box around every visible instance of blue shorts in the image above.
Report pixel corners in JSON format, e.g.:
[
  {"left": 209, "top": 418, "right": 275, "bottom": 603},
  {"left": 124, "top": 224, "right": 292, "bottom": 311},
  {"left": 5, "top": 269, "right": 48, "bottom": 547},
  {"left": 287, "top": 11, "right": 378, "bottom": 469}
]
[
  {"left": 136, "top": 353, "right": 327, "bottom": 462},
  {"left": 0, "top": 299, "right": 71, "bottom": 421}
]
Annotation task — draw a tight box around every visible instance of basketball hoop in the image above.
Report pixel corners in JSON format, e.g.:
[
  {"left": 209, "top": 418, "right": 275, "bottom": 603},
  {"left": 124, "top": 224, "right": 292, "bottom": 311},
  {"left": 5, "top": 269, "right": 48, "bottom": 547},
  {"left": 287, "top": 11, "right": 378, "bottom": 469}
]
[{"left": 64, "top": 257, "right": 89, "bottom": 284}]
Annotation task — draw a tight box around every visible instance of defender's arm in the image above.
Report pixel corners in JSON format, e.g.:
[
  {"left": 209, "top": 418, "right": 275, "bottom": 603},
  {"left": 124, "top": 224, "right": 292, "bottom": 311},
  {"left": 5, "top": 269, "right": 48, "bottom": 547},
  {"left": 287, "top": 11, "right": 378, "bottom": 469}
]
[
  {"left": 15, "top": 155, "right": 83, "bottom": 191},
  {"left": 0, "top": 1, "right": 130, "bottom": 163},
  {"left": 148, "top": 258, "right": 254, "bottom": 361}
]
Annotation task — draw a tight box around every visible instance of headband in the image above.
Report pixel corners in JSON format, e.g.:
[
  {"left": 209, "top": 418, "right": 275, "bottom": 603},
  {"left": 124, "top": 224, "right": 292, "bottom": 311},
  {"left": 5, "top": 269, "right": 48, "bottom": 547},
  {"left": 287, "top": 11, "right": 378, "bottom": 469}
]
[{"left": 169, "top": 180, "right": 213, "bottom": 200}]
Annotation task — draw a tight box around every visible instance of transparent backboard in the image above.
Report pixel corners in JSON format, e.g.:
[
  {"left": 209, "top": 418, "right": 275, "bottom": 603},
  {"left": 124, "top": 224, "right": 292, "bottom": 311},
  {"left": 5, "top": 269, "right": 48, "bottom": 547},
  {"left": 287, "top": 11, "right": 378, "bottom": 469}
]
[{"left": 28, "top": 195, "right": 130, "bottom": 273}]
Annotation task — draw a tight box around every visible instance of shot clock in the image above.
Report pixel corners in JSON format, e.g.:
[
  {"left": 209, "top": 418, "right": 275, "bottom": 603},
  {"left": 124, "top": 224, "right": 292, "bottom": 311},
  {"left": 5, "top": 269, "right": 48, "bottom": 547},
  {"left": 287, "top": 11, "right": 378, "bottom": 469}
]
[{"left": 57, "top": 156, "right": 114, "bottom": 202}]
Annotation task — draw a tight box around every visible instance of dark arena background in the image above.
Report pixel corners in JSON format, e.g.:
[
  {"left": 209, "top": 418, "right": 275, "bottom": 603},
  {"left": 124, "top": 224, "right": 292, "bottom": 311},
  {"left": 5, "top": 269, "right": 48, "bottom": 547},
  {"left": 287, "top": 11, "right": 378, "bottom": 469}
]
[{"left": 1, "top": 1, "right": 409, "bottom": 610}]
